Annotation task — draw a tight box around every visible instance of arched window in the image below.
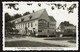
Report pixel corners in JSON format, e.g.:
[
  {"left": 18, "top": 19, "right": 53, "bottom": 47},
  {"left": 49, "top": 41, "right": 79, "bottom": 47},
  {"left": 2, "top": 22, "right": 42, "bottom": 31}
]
[
  {"left": 39, "top": 19, "right": 47, "bottom": 23},
  {"left": 38, "top": 19, "right": 48, "bottom": 29},
  {"left": 29, "top": 15, "right": 32, "bottom": 20},
  {"left": 21, "top": 18, "right": 24, "bottom": 22}
]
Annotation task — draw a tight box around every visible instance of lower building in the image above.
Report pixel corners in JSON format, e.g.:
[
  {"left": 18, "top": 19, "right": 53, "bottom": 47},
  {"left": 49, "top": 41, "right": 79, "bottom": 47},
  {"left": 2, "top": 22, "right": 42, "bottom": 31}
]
[{"left": 57, "top": 25, "right": 76, "bottom": 37}]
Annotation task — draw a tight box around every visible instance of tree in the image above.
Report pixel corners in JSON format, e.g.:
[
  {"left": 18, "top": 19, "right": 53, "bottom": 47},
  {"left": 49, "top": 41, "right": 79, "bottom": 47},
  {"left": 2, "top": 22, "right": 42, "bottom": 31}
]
[
  {"left": 60, "top": 21, "right": 74, "bottom": 30},
  {"left": 13, "top": 14, "right": 22, "bottom": 19},
  {"left": 38, "top": 3, "right": 41, "bottom": 7},
  {"left": 12, "top": 29, "right": 19, "bottom": 34},
  {"left": 5, "top": 13, "right": 15, "bottom": 36},
  {"left": 5, "top": 13, "right": 20, "bottom": 37},
  {"left": 5, "top": 3, "right": 19, "bottom": 10},
  {"left": 27, "top": 3, "right": 32, "bottom": 6},
  {"left": 67, "top": 4, "right": 77, "bottom": 14},
  {"left": 23, "top": 12, "right": 30, "bottom": 16},
  {"left": 60, "top": 21, "right": 70, "bottom": 26},
  {"left": 51, "top": 6, "right": 54, "bottom": 10},
  {"left": 5, "top": 13, "right": 12, "bottom": 22}
]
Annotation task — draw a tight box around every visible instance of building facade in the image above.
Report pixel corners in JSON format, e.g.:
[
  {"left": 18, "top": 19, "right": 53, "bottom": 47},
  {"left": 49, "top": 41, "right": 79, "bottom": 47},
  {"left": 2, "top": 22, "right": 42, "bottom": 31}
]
[{"left": 11, "top": 9, "right": 56, "bottom": 36}]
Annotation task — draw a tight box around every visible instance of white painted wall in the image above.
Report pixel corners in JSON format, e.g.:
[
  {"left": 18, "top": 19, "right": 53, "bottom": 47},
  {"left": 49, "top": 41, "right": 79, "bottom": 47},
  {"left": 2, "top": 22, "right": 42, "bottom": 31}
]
[
  {"left": 27, "top": 20, "right": 38, "bottom": 33},
  {"left": 15, "top": 19, "right": 38, "bottom": 34}
]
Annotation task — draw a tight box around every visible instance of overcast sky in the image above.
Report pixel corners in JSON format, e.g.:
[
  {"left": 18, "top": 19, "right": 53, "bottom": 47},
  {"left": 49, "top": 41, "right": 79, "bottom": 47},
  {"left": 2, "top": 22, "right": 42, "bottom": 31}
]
[{"left": 3, "top": 2, "right": 78, "bottom": 28}]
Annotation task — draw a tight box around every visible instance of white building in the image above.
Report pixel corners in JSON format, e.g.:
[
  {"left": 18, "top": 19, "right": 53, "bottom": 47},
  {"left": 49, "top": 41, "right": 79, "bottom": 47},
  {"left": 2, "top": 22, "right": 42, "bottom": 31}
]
[{"left": 11, "top": 9, "right": 56, "bottom": 36}]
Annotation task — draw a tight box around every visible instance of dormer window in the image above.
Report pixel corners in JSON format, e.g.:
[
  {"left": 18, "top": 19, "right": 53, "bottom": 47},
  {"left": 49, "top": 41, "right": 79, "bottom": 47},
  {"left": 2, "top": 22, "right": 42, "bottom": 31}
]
[
  {"left": 21, "top": 18, "right": 24, "bottom": 22},
  {"left": 15, "top": 20, "right": 18, "bottom": 23},
  {"left": 12, "top": 21, "right": 15, "bottom": 24},
  {"left": 29, "top": 15, "right": 32, "bottom": 20}
]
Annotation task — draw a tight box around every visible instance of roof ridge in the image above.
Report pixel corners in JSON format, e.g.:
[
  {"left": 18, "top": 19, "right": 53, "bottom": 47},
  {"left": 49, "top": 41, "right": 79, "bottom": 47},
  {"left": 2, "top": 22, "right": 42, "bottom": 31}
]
[
  {"left": 37, "top": 9, "right": 46, "bottom": 18},
  {"left": 35, "top": 8, "right": 46, "bottom": 12}
]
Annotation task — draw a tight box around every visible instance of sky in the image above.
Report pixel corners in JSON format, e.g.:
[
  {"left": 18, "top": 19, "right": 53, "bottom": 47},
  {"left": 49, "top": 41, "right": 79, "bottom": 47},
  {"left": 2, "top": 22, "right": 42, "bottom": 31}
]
[{"left": 3, "top": 2, "right": 78, "bottom": 28}]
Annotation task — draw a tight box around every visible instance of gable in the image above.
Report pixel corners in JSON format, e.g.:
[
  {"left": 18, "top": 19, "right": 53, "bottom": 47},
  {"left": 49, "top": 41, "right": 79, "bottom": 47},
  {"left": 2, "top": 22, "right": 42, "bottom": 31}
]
[{"left": 39, "top": 9, "right": 50, "bottom": 22}]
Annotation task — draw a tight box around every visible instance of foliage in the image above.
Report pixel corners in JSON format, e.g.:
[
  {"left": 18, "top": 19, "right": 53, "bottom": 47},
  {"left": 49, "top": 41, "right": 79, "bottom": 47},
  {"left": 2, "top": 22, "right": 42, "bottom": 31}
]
[
  {"left": 5, "top": 3, "right": 77, "bottom": 14},
  {"left": 5, "top": 13, "right": 19, "bottom": 36},
  {"left": 13, "top": 29, "right": 19, "bottom": 34},
  {"left": 23, "top": 12, "right": 30, "bottom": 16},
  {"left": 60, "top": 21, "right": 74, "bottom": 26},
  {"left": 38, "top": 3, "right": 41, "bottom": 7},
  {"left": 51, "top": 6, "right": 54, "bottom": 10},
  {"left": 27, "top": 3, "right": 32, "bottom": 6},
  {"left": 5, "top": 13, "right": 12, "bottom": 22},
  {"left": 5, "top": 3, "right": 19, "bottom": 10},
  {"left": 60, "top": 21, "right": 74, "bottom": 30},
  {"left": 13, "top": 14, "right": 22, "bottom": 19},
  {"left": 5, "top": 13, "right": 15, "bottom": 29}
]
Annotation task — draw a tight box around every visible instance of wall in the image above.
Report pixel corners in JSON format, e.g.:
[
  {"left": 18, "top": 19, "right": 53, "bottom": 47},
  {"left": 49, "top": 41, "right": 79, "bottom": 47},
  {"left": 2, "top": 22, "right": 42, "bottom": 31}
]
[
  {"left": 38, "top": 9, "right": 56, "bottom": 35},
  {"left": 49, "top": 21, "right": 56, "bottom": 31},
  {"left": 15, "top": 20, "right": 38, "bottom": 35}
]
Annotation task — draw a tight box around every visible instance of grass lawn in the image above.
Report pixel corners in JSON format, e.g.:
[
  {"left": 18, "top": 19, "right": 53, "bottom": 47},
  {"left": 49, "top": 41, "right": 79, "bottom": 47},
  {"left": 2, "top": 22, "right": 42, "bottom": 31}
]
[
  {"left": 68, "top": 40, "right": 76, "bottom": 43},
  {"left": 44, "top": 37, "right": 76, "bottom": 43},
  {"left": 44, "top": 37, "right": 76, "bottom": 41},
  {"left": 5, "top": 40, "right": 67, "bottom": 47}
]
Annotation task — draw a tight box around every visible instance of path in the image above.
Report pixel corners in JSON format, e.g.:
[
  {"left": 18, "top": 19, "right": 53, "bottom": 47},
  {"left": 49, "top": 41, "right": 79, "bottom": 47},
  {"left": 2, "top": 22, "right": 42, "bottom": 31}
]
[{"left": 5, "top": 36, "right": 76, "bottom": 47}]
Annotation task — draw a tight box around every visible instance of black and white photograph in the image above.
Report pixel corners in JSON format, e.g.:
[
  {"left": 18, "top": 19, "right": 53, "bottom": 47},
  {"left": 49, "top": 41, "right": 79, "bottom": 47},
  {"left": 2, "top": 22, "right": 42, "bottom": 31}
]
[{"left": 2, "top": 1, "right": 78, "bottom": 51}]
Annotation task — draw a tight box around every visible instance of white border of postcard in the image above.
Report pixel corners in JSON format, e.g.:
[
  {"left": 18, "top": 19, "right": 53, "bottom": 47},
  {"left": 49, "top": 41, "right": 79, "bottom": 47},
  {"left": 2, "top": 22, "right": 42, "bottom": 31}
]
[{"left": 2, "top": 1, "right": 79, "bottom": 51}]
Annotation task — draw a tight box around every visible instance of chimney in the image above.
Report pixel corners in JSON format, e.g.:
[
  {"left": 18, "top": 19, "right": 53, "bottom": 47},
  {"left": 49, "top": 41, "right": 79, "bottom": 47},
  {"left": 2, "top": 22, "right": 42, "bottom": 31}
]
[{"left": 33, "top": 10, "right": 34, "bottom": 13}]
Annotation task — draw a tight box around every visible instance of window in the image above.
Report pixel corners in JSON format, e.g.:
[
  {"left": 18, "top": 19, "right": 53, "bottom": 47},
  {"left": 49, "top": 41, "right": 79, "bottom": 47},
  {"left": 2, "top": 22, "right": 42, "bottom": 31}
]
[
  {"left": 35, "top": 24, "right": 37, "bottom": 26},
  {"left": 31, "top": 22, "right": 33, "bottom": 27},
  {"left": 39, "top": 19, "right": 48, "bottom": 28},
  {"left": 33, "top": 28, "right": 35, "bottom": 31},
  {"left": 12, "top": 21, "right": 15, "bottom": 24},
  {"left": 21, "top": 18, "right": 24, "bottom": 22},
  {"left": 21, "top": 24, "right": 22, "bottom": 28},
  {"left": 33, "top": 28, "right": 35, "bottom": 30},
  {"left": 21, "top": 24, "right": 23, "bottom": 28},
  {"left": 19, "top": 25, "right": 20, "bottom": 28},
  {"left": 48, "top": 22, "right": 49, "bottom": 27},
  {"left": 26, "top": 23, "right": 27, "bottom": 27},
  {"left": 18, "top": 25, "right": 19, "bottom": 29},
  {"left": 16, "top": 25, "right": 17, "bottom": 28},
  {"left": 47, "top": 30, "right": 49, "bottom": 33},
  {"left": 23, "top": 24, "right": 25, "bottom": 28},
  {"left": 16, "top": 25, "right": 18, "bottom": 29},
  {"left": 28, "top": 23, "right": 29, "bottom": 27},
  {"left": 29, "top": 15, "right": 32, "bottom": 19},
  {"left": 20, "top": 24, "right": 21, "bottom": 28},
  {"left": 38, "top": 30, "right": 42, "bottom": 32}
]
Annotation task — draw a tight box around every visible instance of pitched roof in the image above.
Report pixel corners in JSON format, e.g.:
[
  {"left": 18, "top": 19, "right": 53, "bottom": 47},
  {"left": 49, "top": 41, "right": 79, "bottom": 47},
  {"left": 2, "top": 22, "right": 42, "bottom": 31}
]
[
  {"left": 11, "top": 9, "right": 46, "bottom": 22},
  {"left": 64, "top": 26, "right": 76, "bottom": 29},
  {"left": 49, "top": 16, "right": 56, "bottom": 22},
  {"left": 11, "top": 9, "right": 56, "bottom": 23}
]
